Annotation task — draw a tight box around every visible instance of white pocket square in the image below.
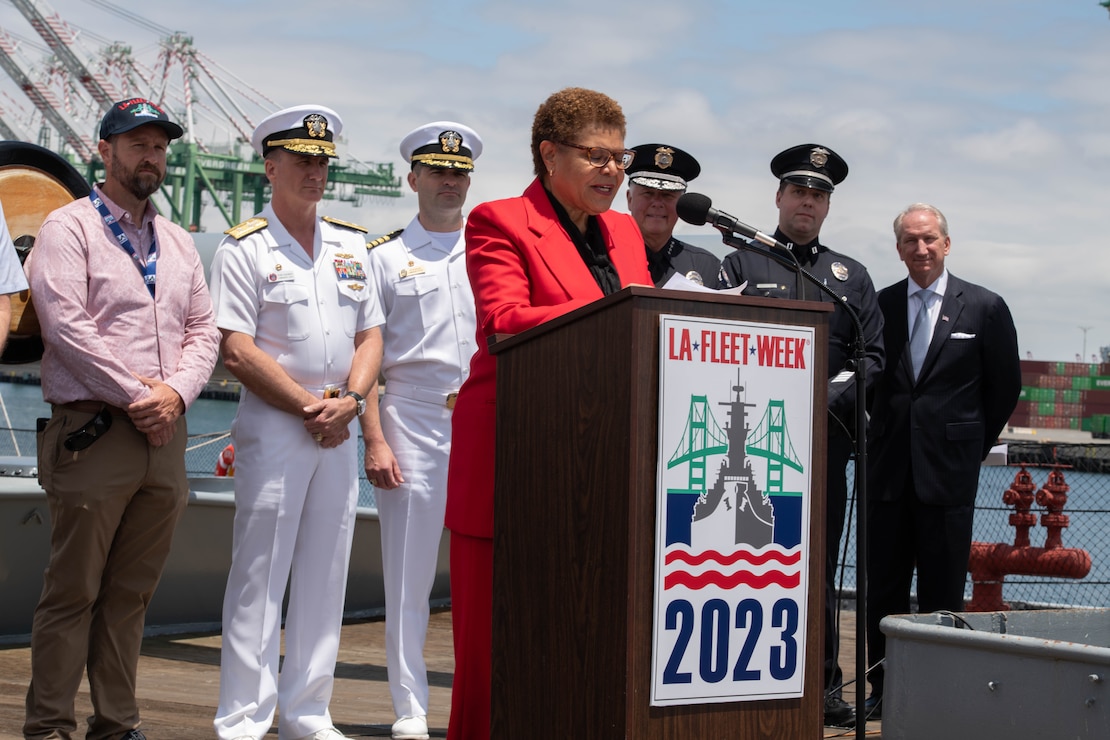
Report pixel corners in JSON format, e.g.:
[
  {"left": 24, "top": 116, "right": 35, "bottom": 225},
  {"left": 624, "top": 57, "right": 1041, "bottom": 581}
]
[{"left": 950, "top": 332, "right": 976, "bottom": 339}]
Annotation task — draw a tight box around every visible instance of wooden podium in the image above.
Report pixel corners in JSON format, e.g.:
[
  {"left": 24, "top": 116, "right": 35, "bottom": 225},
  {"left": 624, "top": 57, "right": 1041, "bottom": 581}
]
[{"left": 490, "top": 286, "right": 831, "bottom": 739}]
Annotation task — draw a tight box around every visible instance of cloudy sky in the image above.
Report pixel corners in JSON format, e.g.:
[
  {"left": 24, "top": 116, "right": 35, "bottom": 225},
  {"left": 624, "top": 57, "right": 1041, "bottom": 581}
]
[{"left": 2, "top": 0, "right": 1109, "bottom": 361}]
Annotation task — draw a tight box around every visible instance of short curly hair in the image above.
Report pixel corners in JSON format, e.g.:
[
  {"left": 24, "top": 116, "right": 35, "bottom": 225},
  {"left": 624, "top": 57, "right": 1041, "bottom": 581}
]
[{"left": 531, "top": 87, "right": 627, "bottom": 177}]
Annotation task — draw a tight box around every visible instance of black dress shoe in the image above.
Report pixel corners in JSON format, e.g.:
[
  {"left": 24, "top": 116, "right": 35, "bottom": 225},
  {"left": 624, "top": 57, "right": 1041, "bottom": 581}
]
[
  {"left": 863, "top": 693, "right": 882, "bottom": 720},
  {"left": 118, "top": 731, "right": 147, "bottom": 740},
  {"left": 823, "top": 694, "right": 855, "bottom": 727}
]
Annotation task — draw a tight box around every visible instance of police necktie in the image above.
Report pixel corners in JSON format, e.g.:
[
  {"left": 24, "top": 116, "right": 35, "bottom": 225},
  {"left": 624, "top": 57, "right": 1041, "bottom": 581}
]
[{"left": 909, "top": 290, "right": 933, "bottom": 381}]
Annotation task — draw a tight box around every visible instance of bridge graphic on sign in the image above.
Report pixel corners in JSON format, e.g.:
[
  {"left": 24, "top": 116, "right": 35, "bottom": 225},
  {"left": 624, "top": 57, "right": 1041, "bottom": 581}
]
[{"left": 664, "top": 374, "right": 806, "bottom": 548}]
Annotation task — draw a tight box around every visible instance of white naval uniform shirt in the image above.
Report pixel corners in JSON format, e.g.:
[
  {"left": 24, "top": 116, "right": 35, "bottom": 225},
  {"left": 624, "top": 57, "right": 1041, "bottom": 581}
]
[
  {"left": 210, "top": 202, "right": 384, "bottom": 388},
  {"left": 366, "top": 215, "right": 475, "bottom": 390}
]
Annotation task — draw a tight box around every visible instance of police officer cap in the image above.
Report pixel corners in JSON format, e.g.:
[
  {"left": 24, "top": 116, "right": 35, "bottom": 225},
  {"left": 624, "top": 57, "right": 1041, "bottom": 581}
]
[
  {"left": 99, "top": 97, "right": 184, "bottom": 141},
  {"left": 400, "top": 121, "right": 482, "bottom": 171},
  {"left": 627, "top": 144, "right": 700, "bottom": 192},
  {"left": 251, "top": 104, "right": 342, "bottom": 158},
  {"left": 770, "top": 143, "right": 848, "bottom": 193}
]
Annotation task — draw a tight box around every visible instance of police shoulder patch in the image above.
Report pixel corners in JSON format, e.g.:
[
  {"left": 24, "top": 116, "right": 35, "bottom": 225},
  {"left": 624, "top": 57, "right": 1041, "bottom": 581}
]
[
  {"left": 366, "top": 228, "right": 404, "bottom": 251},
  {"left": 224, "top": 217, "right": 268, "bottom": 240},
  {"left": 322, "top": 216, "right": 369, "bottom": 233}
]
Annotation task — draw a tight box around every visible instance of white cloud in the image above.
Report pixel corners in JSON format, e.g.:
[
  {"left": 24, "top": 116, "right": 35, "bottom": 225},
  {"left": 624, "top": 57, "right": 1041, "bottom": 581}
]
[{"left": 952, "top": 119, "right": 1065, "bottom": 166}]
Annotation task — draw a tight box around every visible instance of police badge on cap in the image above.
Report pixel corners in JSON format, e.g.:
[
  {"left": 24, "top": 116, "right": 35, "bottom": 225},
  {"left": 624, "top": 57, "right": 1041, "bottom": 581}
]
[
  {"left": 627, "top": 143, "right": 701, "bottom": 192},
  {"left": 400, "top": 121, "right": 483, "bottom": 170},
  {"left": 251, "top": 104, "right": 343, "bottom": 158},
  {"left": 770, "top": 143, "right": 848, "bottom": 193}
]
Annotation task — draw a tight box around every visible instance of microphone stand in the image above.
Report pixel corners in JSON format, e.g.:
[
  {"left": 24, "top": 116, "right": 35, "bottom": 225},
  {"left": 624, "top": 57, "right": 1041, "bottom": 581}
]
[{"left": 721, "top": 233, "right": 870, "bottom": 740}]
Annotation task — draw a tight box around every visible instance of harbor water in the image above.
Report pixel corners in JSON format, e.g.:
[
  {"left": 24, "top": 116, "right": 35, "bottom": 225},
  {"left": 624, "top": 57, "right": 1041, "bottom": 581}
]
[
  {"left": 0, "top": 380, "right": 381, "bottom": 510},
  {"left": 1, "top": 379, "right": 1105, "bottom": 608}
]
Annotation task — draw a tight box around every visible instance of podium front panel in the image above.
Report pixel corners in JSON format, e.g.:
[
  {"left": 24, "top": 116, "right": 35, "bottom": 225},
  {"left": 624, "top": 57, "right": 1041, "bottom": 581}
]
[
  {"left": 650, "top": 314, "right": 817, "bottom": 706},
  {"left": 491, "top": 290, "right": 829, "bottom": 739}
]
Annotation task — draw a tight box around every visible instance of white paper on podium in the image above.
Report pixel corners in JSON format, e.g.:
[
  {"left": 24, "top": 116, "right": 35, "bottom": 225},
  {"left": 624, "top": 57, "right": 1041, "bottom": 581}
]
[{"left": 660, "top": 273, "right": 747, "bottom": 296}]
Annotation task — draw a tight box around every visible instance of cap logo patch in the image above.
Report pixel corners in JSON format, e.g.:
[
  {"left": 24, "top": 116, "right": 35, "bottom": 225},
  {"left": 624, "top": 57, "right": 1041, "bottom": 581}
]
[
  {"left": 809, "top": 147, "right": 829, "bottom": 168},
  {"left": 128, "top": 102, "right": 161, "bottom": 120},
  {"left": 654, "top": 147, "right": 675, "bottom": 170},
  {"left": 304, "top": 114, "right": 328, "bottom": 139},
  {"left": 439, "top": 130, "right": 462, "bottom": 154}
]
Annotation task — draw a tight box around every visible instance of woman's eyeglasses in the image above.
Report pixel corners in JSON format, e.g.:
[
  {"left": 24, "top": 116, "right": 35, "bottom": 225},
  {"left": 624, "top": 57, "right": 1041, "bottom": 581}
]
[{"left": 556, "top": 141, "right": 636, "bottom": 170}]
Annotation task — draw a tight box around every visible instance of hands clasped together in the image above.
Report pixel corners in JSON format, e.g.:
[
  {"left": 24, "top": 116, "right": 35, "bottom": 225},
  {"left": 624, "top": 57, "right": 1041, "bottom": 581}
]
[
  {"left": 127, "top": 375, "right": 185, "bottom": 447},
  {"left": 302, "top": 394, "right": 356, "bottom": 449}
]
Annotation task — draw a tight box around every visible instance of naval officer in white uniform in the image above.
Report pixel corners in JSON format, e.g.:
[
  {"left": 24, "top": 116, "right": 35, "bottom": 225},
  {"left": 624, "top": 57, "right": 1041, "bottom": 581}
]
[
  {"left": 210, "top": 104, "right": 385, "bottom": 740},
  {"left": 363, "top": 121, "right": 482, "bottom": 740}
]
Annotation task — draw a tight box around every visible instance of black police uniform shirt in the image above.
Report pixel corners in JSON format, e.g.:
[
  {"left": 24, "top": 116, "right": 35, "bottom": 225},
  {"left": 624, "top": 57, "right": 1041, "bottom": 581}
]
[
  {"left": 716, "top": 228, "right": 884, "bottom": 433},
  {"left": 647, "top": 237, "right": 722, "bottom": 288}
]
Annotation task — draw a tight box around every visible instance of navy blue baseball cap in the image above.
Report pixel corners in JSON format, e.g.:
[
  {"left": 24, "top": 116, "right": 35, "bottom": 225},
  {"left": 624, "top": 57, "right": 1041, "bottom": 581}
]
[{"left": 99, "top": 98, "right": 184, "bottom": 141}]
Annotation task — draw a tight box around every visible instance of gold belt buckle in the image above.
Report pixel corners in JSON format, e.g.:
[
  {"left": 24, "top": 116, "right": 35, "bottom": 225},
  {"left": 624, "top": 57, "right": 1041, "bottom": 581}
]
[{"left": 446, "top": 392, "right": 458, "bottom": 410}]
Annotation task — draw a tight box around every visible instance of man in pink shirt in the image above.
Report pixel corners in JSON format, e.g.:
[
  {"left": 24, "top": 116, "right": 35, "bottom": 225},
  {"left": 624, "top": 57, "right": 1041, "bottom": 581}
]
[{"left": 23, "top": 98, "right": 220, "bottom": 740}]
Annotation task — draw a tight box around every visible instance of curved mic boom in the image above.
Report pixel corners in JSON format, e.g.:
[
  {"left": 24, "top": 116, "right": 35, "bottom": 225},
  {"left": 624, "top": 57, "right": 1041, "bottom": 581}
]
[{"left": 676, "top": 192, "right": 774, "bottom": 246}]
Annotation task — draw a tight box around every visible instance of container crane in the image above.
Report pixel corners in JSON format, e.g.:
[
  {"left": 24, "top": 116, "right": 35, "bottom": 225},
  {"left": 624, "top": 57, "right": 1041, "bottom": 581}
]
[
  {"left": 3, "top": 0, "right": 402, "bottom": 231},
  {"left": 0, "top": 27, "right": 96, "bottom": 162},
  {"left": 8, "top": 0, "right": 119, "bottom": 108}
]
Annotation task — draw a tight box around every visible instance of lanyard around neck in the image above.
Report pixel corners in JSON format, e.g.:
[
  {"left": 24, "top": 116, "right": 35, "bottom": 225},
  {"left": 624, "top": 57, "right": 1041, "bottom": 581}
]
[{"left": 89, "top": 191, "right": 157, "bottom": 299}]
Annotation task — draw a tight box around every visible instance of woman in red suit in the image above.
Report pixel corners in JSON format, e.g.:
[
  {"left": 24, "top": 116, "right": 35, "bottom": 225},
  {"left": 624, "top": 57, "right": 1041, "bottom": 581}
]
[{"left": 444, "top": 87, "right": 651, "bottom": 739}]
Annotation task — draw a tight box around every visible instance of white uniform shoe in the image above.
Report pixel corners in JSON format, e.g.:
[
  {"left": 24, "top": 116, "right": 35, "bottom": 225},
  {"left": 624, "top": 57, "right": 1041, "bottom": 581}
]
[
  {"left": 392, "top": 715, "right": 430, "bottom": 740},
  {"left": 294, "top": 729, "right": 345, "bottom": 740}
]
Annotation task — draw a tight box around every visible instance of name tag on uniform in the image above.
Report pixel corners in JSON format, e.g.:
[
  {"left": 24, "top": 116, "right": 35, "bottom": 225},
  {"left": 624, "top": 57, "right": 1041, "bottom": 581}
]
[
  {"left": 399, "top": 264, "right": 426, "bottom": 279},
  {"left": 268, "top": 263, "right": 294, "bottom": 283}
]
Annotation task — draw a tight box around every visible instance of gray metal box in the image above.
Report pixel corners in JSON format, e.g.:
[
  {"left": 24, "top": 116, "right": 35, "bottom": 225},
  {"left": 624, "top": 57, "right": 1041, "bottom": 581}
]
[{"left": 881, "top": 609, "right": 1110, "bottom": 739}]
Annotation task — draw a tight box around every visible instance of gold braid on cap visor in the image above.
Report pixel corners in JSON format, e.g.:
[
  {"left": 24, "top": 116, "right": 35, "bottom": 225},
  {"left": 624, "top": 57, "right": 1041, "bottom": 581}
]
[
  {"left": 410, "top": 152, "right": 474, "bottom": 169},
  {"left": 265, "top": 138, "right": 337, "bottom": 157}
]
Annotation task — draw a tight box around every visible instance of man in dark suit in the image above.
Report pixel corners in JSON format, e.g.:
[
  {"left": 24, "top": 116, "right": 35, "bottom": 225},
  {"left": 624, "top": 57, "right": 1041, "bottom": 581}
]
[{"left": 864, "top": 203, "right": 1021, "bottom": 717}]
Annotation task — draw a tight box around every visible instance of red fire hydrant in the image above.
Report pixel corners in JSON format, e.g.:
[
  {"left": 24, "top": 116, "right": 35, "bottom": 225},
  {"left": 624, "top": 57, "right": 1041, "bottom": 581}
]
[
  {"left": 1036, "top": 467, "right": 1070, "bottom": 551},
  {"left": 966, "top": 466, "right": 1092, "bottom": 611},
  {"left": 1001, "top": 467, "right": 1037, "bottom": 548}
]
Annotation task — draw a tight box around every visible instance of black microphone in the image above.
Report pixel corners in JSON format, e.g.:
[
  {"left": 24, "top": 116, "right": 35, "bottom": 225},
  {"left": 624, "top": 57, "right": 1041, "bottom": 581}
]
[
  {"left": 676, "top": 192, "right": 779, "bottom": 249},
  {"left": 676, "top": 191, "right": 805, "bottom": 297}
]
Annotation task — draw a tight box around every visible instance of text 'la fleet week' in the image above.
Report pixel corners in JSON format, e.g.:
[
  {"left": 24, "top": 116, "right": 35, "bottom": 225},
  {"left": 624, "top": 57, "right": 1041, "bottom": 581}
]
[{"left": 667, "top": 327, "right": 808, "bottom": 369}]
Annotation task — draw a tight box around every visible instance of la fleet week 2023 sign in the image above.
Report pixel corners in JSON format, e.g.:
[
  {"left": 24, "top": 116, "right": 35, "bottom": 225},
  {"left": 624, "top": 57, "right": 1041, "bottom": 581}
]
[{"left": 651, "top": 314, "right": 816, "bottom": 706}]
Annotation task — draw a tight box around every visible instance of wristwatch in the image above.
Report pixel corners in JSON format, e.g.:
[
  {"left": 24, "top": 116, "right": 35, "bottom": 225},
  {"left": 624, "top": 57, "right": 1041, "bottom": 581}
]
[{"left": 344, "top": 390, "right": 366, "bottom": 416}]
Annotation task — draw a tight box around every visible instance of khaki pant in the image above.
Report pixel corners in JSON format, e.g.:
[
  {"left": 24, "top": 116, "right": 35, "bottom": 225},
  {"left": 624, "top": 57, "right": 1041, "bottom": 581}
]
[{"left": 23, "top": 407, "right": 188, "bottom": 740}]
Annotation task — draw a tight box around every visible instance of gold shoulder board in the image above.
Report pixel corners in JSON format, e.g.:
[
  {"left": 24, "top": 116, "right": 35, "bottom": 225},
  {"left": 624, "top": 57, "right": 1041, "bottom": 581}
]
[
  {"left": 322, "top": 216, "right": 369, "bottom": 233},
  {"left": 224, "top": 217, "right": 268, "bottom": 240},
  {"left": 366, "top": 228, "right": 405, "bottom": 250}
]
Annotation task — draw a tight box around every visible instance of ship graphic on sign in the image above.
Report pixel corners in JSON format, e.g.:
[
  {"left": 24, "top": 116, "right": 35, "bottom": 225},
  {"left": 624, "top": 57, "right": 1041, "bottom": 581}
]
[{"left": 663, "top": 371, "right": 806, "bottom": 556}]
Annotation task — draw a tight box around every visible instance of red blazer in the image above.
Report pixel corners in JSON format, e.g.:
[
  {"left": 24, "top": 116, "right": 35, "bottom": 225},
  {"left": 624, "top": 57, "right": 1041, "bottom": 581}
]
[{"left": 445, "top": 178, "right": 650, "bottom": 538}]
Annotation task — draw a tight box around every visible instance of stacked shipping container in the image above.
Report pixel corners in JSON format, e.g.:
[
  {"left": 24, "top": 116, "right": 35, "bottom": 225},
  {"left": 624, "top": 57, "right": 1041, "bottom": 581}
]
[{"left": 1009, "top": 360, "right": 1110, "bottom": 436}]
